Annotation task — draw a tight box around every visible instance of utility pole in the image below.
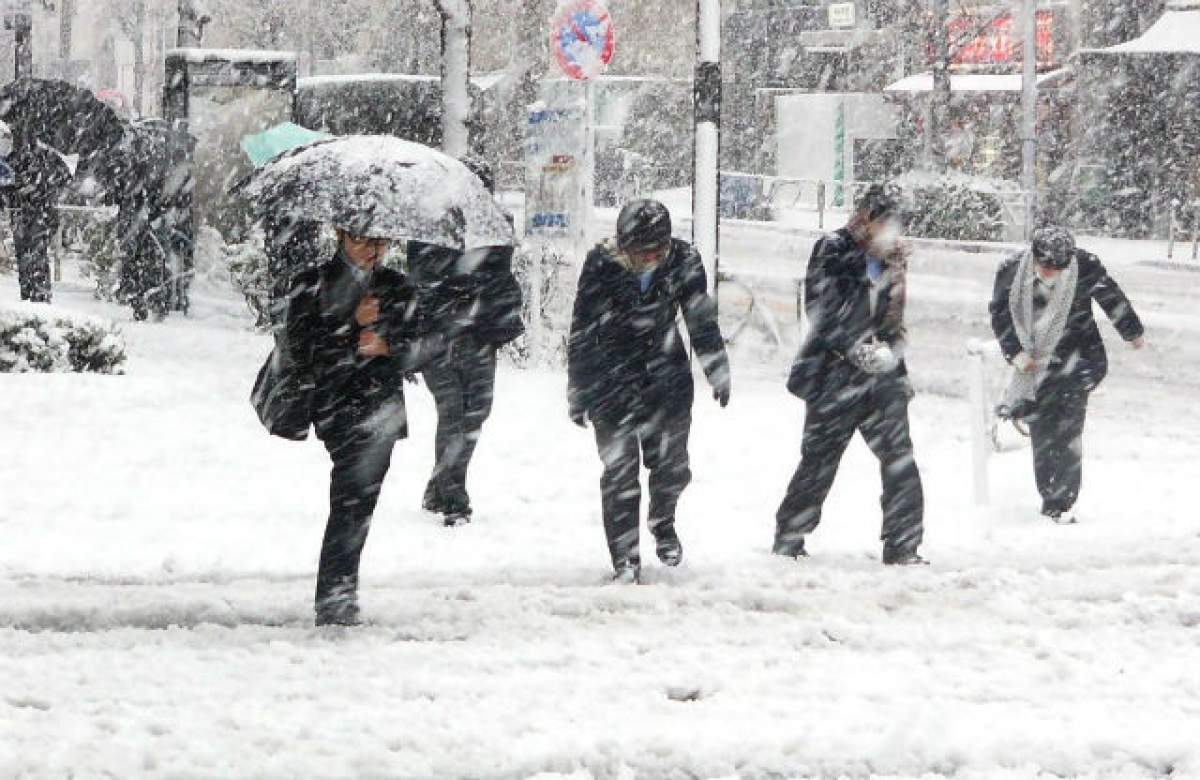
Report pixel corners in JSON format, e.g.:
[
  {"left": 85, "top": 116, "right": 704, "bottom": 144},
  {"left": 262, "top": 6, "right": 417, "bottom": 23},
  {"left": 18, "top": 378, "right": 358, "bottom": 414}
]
[
  {"left": 1020, "top": 0, "right": 1038, "bottom": 233},
  {"left": 58, "top": 0, "right": 74, "bottom": 64},
  {"left": 930, "top": 0, "right": 951, "bottom": 169}
]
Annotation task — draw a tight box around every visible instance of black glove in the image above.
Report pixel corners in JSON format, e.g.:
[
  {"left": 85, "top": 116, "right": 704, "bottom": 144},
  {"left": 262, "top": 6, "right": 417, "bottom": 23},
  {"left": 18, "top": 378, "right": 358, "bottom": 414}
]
[
  {"left": 711, "top": 371, "right": 731, "bottom": 408},
  {"left": 569, "top": 407, "right": 588, "bottom": 429}
]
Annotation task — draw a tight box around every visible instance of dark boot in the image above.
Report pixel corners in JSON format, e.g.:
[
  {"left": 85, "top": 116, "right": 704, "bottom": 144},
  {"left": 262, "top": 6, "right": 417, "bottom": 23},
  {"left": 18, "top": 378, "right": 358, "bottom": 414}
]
[
  {"left": 772, "top": 536, "right": 808, "bottom": 559},
  {"left": 651, "top": 519, "right": 682, "bottom": 566},
  {"left": 611, "top": 559, "right": 641, "bottom": 584},
  {"left": 315, "top": 578, "right": 361, "bottom": 626},
  {"left": 882, "top": 548, "right": 929, "bottom": 566}
]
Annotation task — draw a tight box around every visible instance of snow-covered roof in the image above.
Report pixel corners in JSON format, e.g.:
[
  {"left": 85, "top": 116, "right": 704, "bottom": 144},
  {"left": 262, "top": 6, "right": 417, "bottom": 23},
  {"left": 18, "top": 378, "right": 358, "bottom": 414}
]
[
  {"left": 298, "top": 73, "right": 508, "bottom": 90},
  {"left": 884, "top": 70, "right": 1066, "bottom": 93},
  {"left": 1105, "top": 5, "right": 1200, "bottom": 54},
  {"left": 166, "top": 48, "right": 297, "bottom": 64}
]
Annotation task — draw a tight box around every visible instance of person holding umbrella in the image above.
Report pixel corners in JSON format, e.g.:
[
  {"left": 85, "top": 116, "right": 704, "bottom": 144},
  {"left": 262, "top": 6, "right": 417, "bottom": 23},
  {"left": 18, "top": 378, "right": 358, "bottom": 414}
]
[
  {"left": 990, "top": 225, "right": 1146, "bottom": 525},
  {"left": 284, "top": 220, "right": 435, "bottom": 626},
  {"left": 0, "top": 78, "right": 125, "bottom": 303},
  {"left": 239, "top": 135, "right": 514, "bottom": 624}
]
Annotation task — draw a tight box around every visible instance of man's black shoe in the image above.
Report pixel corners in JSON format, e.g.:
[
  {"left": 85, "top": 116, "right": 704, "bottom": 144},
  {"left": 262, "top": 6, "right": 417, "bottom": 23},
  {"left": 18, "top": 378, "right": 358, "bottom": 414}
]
[
  {"left": 652, "top": 521, "right": 683, "bottom": 566},
  {"left": 882, "top": 550, "right": 929, "bottom": 566},
  {"left": 772, "top": 537, "right": 808, "bottom": 559},
  {"left": 315, "top": 599, "right": 361, "bottom": 627}
]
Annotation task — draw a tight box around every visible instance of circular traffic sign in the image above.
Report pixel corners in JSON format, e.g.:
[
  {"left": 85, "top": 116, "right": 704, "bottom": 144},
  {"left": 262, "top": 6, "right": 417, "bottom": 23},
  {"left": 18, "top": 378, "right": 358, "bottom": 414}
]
[{"left": 550, "top": 0, "right": 615, "bottom": 82}]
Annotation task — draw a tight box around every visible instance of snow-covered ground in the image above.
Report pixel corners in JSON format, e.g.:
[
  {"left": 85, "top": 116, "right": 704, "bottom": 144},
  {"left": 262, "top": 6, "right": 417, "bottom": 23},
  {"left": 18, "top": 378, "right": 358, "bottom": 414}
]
[{"left": 2, "top": 229, "right": 1199, "bottom": 778}]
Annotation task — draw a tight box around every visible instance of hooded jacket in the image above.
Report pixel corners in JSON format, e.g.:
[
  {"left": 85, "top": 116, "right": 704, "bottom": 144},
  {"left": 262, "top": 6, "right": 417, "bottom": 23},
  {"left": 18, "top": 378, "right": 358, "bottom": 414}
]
[{"left": 568, "top": 237, "right": 729, "bottom": 425}]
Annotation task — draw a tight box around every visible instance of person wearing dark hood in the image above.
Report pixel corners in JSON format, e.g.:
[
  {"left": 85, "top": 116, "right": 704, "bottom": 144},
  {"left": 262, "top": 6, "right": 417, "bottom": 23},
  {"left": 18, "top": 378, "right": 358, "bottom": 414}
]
[
  {"left": 408, "top": 157, "right": 524, "bottom": 527},
  {"left": 285, "top": 221, "right": 440, "bottom": 626},
  {"left": 990, "top": 225, "right": 1145, "bottom": 525},
  {"left": 774, "top": 183, "right": 927, "bottom": 566},
  {"left": 568, "top": 199, "right": 731, "bottom": 583}
]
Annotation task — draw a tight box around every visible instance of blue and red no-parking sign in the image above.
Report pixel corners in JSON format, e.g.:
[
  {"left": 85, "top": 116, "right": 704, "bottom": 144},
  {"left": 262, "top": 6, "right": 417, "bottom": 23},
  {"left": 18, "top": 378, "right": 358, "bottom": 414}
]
[{"left": 550, "top": 0, "right": 615, "bottom": 81}]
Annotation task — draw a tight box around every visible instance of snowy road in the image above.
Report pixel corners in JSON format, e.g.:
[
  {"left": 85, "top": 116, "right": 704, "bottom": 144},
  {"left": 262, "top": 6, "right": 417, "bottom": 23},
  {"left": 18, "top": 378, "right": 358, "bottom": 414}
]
[{"left": 3, "top": 234, "right": 1200, "bottom": 777}]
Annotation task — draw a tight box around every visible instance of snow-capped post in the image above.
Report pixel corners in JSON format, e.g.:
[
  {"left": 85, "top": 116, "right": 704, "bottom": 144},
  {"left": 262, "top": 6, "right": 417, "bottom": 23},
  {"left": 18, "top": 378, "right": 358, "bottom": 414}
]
[
  {"left": 693, "top": 0, "right": 721, "bottom": 304},
  {"left": 437, "top": 0, "right": 472, "bottom": 158},
  {"left": 966, "top": 339, "right": 992, "bottom": 505},
  {"left": 1020, "top": 0, "right": 1037, "bottom": 235}
]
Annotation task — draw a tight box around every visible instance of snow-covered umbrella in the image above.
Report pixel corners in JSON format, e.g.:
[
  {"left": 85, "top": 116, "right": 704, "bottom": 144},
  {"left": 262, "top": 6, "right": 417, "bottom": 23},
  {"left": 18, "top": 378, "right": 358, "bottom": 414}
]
[{"left": 233, "top": 135, "right": 513, "bottom": 250}]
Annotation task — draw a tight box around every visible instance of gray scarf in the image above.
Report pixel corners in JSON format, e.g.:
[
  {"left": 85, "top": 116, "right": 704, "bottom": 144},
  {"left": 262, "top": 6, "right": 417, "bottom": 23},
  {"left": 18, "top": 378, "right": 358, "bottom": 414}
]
[{"left": 1001, "top": 249, "right": 1078, "bottom": 409}]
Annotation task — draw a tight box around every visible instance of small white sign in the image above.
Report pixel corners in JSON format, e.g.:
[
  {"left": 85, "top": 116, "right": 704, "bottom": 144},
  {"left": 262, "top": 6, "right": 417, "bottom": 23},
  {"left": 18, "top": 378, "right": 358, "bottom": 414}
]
[{"left": 828, "top": 2, "right": 856, "bottom": 29}]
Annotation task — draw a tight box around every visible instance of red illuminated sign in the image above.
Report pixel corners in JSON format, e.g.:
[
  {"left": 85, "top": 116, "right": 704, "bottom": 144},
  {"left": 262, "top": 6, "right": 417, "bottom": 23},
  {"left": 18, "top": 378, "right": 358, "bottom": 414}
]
[{"left": 946, "top": 11, "right": 1055, "bottom": 66}]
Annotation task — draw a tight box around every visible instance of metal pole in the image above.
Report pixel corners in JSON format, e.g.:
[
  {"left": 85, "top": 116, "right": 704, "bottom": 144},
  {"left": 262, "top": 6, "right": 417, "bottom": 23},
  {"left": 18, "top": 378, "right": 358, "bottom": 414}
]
[
  {"left": 582, "top": 78, "right": 595, "bottom": 261},
  {"left": 930, "top": 0, "right": 950, "bottom": 169},
  {"left": 13, "top": 10, "right": 33, "bottom": 79},
  {"left": 693, "top": 0, "right": 722, "bottom": 304},
  {"left": 1020, "top": 0, "right": 1038, "bottom": 235},
  {"left": 438, "top": 0, "right": 472, "bottom": 158}
]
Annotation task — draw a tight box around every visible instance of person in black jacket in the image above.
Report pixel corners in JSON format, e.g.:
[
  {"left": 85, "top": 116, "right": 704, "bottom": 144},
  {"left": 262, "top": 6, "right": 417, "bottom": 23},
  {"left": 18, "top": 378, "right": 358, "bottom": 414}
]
[
  {"left": 568, "top": 199, "right": 731, "bottom": 582},
  {"left": 286, "top": 224, "right": 437, "bottom": 626},
  {"left": 408, "top": 159, "right": 524, "bottom": 526},
  {"left": 989, "top": 226, "right": 1145, "bottom": 524},
  {"left": 8, "top": 140, "right": 72, "bottom": 303},
  {"left": 774, "top": 183, "right": 926, "bottom": 565}
]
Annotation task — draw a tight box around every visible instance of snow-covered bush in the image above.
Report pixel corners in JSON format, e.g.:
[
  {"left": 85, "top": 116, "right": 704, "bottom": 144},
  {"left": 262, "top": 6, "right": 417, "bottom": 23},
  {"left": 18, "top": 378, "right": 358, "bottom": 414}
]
[
  {"left": 894, "top": 171, "right": 1018, "bottom": 242},
  {"left": 0, "top": 303, "right": 126, "bottom": 374}
]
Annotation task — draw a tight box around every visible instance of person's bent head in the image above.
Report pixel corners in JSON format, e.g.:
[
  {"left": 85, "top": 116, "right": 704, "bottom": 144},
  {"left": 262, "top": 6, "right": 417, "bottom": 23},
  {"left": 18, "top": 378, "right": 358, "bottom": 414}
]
[
  {"left": 1030, "top": 225, "right": 1075, "bottom": 281},
  {"left": 853, "top": 182, "right": 904, "bottom": 253},
  {"left": 616, "top": 199, "right": 672, "bottom": 270}
]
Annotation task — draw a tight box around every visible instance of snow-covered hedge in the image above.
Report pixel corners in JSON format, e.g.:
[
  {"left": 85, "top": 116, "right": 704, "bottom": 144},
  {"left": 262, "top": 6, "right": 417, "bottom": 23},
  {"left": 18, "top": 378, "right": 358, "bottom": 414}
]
[
  {"left": 0, "top": 303, "right": 126, "bottom": 374},
  {"left": 895, "top": 171, "right": 1018, "bottom": 242}
]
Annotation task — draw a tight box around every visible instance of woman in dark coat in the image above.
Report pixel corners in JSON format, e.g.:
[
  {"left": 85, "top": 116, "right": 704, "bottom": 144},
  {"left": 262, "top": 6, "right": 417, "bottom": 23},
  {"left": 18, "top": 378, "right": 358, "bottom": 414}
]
[{"left": 989, "top": 226, "right": 1146, "bottom": 524}]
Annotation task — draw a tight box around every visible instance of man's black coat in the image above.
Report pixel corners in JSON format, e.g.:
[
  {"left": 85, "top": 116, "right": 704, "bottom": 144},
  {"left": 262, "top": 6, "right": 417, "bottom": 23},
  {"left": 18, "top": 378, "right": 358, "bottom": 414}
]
[
  {"left": 787, "top": 228, "right": 909, "bottom": 402},
  {"left": 286, "top": 255, "right": 425, "bottom": 441},
  {"left": 568, "top": 238, "right": 729, "bottom": 425}
]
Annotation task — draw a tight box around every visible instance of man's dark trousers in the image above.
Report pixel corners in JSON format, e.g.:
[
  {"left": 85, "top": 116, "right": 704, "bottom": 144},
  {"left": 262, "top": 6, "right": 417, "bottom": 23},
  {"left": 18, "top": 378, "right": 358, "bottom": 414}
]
[
  {"left": 316, "top": 422, "right": 397, "bottom": 606},
  {"left": 423, "top": 336, "right": 497, "bottom": 512},
  {"left": 592, "top": 406, "right": 692, "bottom": 568},
  {"left": 1029, "top": 379, "right": 1088, "bottom": 515},
  {"left": 775, "top": 375, "right": 924, "bottom": 558},
  {"left": 14, "top": 207, "right": 58, "bottom": 302}
]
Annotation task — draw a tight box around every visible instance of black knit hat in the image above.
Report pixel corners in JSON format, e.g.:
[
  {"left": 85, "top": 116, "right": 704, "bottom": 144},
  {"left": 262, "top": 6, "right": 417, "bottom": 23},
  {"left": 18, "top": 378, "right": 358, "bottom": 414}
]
[
  {"left": 1031, "top": 225, "right": 1076, "bottom": 269},
  {"left": 855, "top": 182, "right": 902, "bottom": 222},
  {"left": 617, "top": 199, "right": 672, "bottom": 252}
]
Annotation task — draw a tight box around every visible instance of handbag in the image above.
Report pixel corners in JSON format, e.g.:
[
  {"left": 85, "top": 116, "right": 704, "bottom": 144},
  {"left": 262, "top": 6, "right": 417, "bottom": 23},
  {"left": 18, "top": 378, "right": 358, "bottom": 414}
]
[{"left": 250, "top": 334, "right": 314, "bottom": 441}]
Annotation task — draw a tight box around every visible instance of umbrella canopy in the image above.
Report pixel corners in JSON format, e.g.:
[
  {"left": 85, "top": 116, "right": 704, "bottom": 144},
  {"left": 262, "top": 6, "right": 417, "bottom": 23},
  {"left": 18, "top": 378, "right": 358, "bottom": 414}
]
[
  {"left": 0, "top": 78, "right": 125, "bottom": 159},
  {"left": 241, "top": 122, "right": 332, "bottom": 168},
  {"left": 234, "top": 135, "right": 513, "bottom": 250}
]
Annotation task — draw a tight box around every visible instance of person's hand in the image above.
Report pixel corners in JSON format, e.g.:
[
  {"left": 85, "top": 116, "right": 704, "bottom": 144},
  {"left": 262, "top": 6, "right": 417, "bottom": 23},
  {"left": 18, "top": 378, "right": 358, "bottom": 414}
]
[
  {"left": 1131, "top": 336, "right": 1146, "bottom": 350},
  {"left": 713, "top": 384, "right": 730, "bottom": 408},
  {"left": 357, "top": 330, "right": 390, "bottom": 357},
  {"left": 355, "top": 294, "right": 380, "bottom": 327},
  {"left": 569, "top": 407, "right": 588, "bottom": 429},
  {"left": 1013, "top": 351, "right": 1038, "bottom": 374}
]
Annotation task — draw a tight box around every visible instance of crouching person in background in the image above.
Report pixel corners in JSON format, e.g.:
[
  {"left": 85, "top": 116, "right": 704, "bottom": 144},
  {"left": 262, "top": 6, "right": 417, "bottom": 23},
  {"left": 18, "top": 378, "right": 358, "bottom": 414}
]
[
  {"left": 568, "top": 199, "right": 731, "bottom": 583},
  {"left": 285, "top": 222, "right": 438, "bottom": 626}
]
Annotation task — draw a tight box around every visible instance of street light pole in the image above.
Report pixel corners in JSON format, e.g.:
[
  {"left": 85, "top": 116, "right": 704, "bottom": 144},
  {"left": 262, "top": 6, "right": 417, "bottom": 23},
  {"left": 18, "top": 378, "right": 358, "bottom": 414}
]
[
  {"left": 930, "top": 0, "right": 951, "bottom": 169},
  {"left": 437, "top": 0, "right": 472, "bottom": 158}
]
